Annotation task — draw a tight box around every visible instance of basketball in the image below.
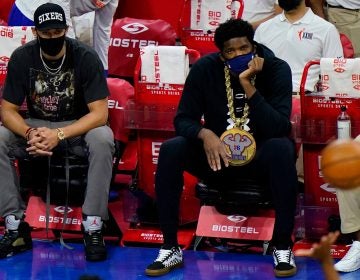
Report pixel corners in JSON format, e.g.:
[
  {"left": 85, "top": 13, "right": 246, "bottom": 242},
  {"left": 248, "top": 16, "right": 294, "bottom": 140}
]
[{"left": 320, "top": 139, "right": 360, "bottom": 190}]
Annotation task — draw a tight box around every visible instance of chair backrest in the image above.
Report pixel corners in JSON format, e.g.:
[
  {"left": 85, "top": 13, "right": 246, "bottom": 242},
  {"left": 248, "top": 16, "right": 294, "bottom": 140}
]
[
  {"left": 0, "top": 0, "right": 14, "bottom": 25},
  {"left": 0, "top": 26, "right": 34, "bottom": 103},
  {"left": 320, "top": 57, "right": 360, "bottom": 98},
  {"left": 340, "top": 33, "right": 354, "bottom": 59},
  {"left": 107, "top": 77, "right": 135, "bottom": 143},
  {"left": 180, "top": 0, "right": 242, "bottom": 32},
  {"left": 178, "top": 0, "right": 243, "bottom": 56},
  {"left": 140, "top": 45, "right": 190, "bottom": 84},
  {"left": 134, "top": 46, "right": 200, "bottom": 106},
  {"left": 107, "top": 77, "right": 138, "bottom": 182},
  {"left": 108, "top": 17, "right": 177, "bottom": 78}
]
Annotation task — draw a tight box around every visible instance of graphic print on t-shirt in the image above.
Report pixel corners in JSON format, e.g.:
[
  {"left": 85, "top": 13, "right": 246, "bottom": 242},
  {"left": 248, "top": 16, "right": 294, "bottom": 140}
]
[{"left": 29, "top": 69, "right": 75, "bottom": 120}]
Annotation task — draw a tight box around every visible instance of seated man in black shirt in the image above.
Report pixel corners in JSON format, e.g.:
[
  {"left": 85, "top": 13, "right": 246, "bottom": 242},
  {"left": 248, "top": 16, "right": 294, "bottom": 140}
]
[
  {"left": 145, "top": 18, "right": 298, "bottom": 278},
  {"left": 0, "top": 3, "right": 114, "bottom": 261}
]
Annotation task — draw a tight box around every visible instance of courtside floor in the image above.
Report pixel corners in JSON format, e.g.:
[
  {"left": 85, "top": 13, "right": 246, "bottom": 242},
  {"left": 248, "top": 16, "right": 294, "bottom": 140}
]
[{"left": 1, "top": 239, "right": 360, "bottom": 280}]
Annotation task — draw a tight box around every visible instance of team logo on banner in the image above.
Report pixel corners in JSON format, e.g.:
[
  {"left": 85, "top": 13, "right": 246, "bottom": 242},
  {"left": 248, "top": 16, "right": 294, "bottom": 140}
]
[
  {"left": 0, "top": 56, "right": 9, "bottom": 63},
  {"left": 320, "top": 58, "right": 360, "bottom": 98},
  {"left": 227, "top": 215, "right": 247, "bottom": 223},
  {"left": 54, "top": 206, "right": 74, "bottom": 214},
  {"left": 121, "top": 23, "right": 149, "bottom": 34},
  {"left": 354, "top": 84, "right": 360, "bottom": 91}
]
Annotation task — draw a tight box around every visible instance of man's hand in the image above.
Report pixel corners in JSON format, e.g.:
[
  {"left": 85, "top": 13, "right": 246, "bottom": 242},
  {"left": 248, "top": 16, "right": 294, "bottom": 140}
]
[
  {"left": 198, "top": 128, "right": 231, "bottom": 171},
  {"left": 295, "top": 231, "right": 340, "bottom": 280},
  {"left": 26, "top": 127, "right": 59, "bottom": 156},
  {"left": 239, "top": 55, "right": 264, "bottom": 99},
  {"left": 295, "top": 231, "right": 340, "bottom": 262},
  {"left": 239, "top": 55, "right": 264, "bottom": 82}
]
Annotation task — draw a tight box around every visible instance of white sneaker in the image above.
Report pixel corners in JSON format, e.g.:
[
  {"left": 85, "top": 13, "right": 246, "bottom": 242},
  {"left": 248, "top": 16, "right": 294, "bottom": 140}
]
[{"left": 334, "top": 241, "right": 360, "bottom": 272}]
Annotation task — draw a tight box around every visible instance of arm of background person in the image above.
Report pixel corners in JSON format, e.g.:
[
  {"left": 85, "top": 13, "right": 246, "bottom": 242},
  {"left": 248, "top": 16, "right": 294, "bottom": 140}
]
[
  {"left": 250, "top": 4, "right": 282, "bottom": 30},
  {"left": 308, "top": 0, "right": 326, "bottom": 19},
  {"left": 296, "top": 231, "right": 340, "bottom": 280}
]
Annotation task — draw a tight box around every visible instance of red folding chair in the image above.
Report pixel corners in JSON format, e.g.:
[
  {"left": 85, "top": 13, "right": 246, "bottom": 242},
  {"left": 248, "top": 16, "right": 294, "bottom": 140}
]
[
  {"left": 121, "top": 46, "right": 201, "bottom": 249},
  {"left": 293, "top": 57, "right": 360, "bottom": 257}
]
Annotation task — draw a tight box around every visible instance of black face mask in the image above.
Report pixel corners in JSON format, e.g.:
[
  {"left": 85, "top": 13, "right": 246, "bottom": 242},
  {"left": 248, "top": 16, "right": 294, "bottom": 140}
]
[
  {"left": 37, "top": 34, "right": 65, "bottom": 56},
  {"left": 278, "top": 0, "right": 302, "bottom": 11}
]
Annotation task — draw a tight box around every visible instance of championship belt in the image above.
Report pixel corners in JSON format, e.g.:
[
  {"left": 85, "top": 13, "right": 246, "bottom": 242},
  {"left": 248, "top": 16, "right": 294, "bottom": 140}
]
[
  {"left": 220, "top": 127, "right": 256, "bottom": 166},
  {"left": 222, "top": 66, "right": 256, "bottom": 166}
]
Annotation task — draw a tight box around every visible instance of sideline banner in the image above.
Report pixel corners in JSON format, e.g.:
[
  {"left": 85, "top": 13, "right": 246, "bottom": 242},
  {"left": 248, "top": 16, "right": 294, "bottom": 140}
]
[{"left": 25, "top": 196, "right": 82, "bottom": 231}]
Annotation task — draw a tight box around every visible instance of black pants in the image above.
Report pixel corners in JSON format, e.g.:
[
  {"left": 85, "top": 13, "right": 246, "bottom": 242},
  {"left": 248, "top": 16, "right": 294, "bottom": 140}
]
[{"left": 155, "top": 136, "right": 298, "bottom": 249}]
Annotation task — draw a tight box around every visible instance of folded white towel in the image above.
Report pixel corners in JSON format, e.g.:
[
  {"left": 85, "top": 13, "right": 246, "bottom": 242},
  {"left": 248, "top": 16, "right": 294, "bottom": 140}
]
[
  {"left": 140, "top": 45, "right": 189, "bottom": 84},
  {"left": 320, "top": 58, "right": 360, "bottom": 98}
]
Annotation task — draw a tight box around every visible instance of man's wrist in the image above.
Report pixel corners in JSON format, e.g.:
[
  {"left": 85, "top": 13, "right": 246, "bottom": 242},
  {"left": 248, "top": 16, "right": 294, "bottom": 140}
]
[{"left": 25, "top": 127, "right": 36, "bottom": 140}]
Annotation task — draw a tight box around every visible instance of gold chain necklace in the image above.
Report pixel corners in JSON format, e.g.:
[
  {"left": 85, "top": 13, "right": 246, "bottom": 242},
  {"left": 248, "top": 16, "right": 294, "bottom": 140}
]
[{"left": 224, "top": 66, "right": 249, "bottom": 129}]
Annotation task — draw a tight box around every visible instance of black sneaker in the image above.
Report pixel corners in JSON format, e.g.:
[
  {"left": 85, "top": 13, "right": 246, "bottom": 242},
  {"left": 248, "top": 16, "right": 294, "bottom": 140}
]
[
  {"left": 273, "top": 247, "right": 297, "bottom": 277},
  {"left": 145, "top": 246, "right": 183, "bottom": 276},
  {"left": 0, "top": 221, "right": 32, "bottom": 258},
  {"left": 83, "top": 230, "right": 107, "bottom": 261}
]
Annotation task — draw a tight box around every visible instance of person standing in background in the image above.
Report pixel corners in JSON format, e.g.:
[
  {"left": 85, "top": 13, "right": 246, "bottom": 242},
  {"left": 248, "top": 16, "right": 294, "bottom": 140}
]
[
  {"left": 242, "top": 0, "right": 282, "bottom": 29},
  {"left": 7, "top": 0, "right": 119, "bottom": 75},
  {"left": 321, "top": 134, "right": 360, "bottom": 273},
  {"left": 254, "top": 0, "right": 343, "bottom": 183},
  {"left": 0, "top": 3, "right": 114, "bottom": 261},
  {"left": 308, "top": 0, "right": 360, "bottom": 57},
  {"left": 70, "top": 0, "right": 119, "bottom": 76},
  {"left": 0, "top": 0, "right": 15, "bottom": 23},
  {"left": 254, "top": 0, "right": 343, "bottom": 94}
]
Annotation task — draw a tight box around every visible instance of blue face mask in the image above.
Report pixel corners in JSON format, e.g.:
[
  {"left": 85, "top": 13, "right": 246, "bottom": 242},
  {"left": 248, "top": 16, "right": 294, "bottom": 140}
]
[{"left": 225, "top": 53, "right": 254, "bottom": 75}]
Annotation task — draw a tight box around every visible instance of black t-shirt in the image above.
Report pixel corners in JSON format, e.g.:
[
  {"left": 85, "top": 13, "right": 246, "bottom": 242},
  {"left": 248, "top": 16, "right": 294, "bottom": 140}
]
[{"left": 3, "top": 38, "right": 109, "bottom": 121}]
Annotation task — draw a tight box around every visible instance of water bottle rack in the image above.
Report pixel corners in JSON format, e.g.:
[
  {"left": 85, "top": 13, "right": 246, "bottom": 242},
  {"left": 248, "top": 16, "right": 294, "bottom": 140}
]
[
  {"left": 124, "top": 101, "right": 177, "bottom": 131},
  {"left": 298, "top": 93, "right": 360, "bottom": 144}
]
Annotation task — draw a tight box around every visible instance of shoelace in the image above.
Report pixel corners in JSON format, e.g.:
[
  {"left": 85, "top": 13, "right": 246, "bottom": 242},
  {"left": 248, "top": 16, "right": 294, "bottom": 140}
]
[
  {"left": 274, "top": 249, "right": 291, "bottom": 263},
  {"left": 0, "top": 231, "right": 17, "bottom": 247},
  {"left": 155, "top": 248, "right": 174, "bottom": 262},
  {"left": 87, "top": 231, "right": 103, "bottom": 246}
]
